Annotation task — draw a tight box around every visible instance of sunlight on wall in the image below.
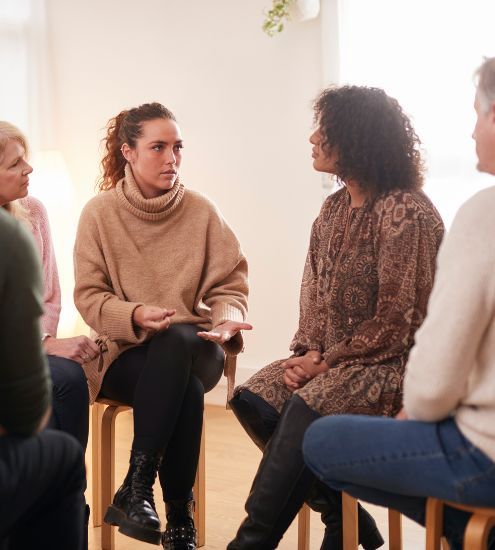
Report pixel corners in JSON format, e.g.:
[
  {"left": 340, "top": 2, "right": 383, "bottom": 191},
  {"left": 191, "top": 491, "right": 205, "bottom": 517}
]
[
  {"left": 29, "top": 149, "right": 78, "bottom": 336},
  {"left": 337, "top": 0, "right": 495, "bottom": 226}
]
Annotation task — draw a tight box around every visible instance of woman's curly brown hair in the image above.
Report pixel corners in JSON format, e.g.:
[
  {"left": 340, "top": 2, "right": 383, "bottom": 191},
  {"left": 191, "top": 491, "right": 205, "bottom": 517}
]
[{"left": 314, "top": 86, "right": 424, "bottom": 196}]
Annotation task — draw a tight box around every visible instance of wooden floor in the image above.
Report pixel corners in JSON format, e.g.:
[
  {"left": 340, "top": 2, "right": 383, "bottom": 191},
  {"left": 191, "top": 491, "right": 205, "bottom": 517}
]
[{"left": 86, "top": 405, "right": 426, "bottom": 549}]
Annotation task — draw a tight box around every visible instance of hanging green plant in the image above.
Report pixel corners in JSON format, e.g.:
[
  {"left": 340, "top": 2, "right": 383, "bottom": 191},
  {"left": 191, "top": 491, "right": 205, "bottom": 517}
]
[{"left": 262, "top": 0, "right": 293, "bottom": 37}]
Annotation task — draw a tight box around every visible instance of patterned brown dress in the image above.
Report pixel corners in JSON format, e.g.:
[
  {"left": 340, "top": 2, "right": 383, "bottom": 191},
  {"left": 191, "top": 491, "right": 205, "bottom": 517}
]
[{"left": 238, "top": 188, "right": 444, "bottom": 417}]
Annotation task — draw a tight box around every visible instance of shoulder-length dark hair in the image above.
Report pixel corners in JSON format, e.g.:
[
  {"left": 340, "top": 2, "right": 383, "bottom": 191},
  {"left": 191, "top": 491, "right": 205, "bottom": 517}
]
[{"left": 313, "top": 86, "right": 424, "bottom": 196}]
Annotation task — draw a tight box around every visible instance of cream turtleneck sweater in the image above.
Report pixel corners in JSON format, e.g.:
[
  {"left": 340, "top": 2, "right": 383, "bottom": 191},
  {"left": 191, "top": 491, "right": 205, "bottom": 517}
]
[
  {"left": 404, "top": 186, "right": 495, "bottom": 461},
  {"left": 74, "top": 165, "right": 248, "bottom": 403}
]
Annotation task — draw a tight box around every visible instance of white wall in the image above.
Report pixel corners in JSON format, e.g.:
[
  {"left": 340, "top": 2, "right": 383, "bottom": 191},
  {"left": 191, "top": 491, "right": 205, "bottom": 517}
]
[{"left": 45, "top": 0, "right": 326, "bottom": 399}]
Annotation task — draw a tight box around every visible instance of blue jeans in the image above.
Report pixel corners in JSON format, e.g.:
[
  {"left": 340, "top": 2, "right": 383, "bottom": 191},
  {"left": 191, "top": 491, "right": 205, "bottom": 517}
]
[
  {"left": 47, "top": 356, "right": 89, "bottom": 450},
  {"left": 303, "top": 415, "right": 495, "bottom": 549}
]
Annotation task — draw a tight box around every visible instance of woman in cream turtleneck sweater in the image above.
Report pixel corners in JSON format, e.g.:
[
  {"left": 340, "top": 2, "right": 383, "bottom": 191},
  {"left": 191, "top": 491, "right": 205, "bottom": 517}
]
[{"left": 74, "top": 103, "right": 250, "bottom": 549}]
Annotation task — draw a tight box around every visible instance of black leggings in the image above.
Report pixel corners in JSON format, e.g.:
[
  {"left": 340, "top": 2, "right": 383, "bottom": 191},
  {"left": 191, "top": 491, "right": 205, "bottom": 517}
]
[{"left": 100, "top": 324, "right": 224, "bottom": 501}]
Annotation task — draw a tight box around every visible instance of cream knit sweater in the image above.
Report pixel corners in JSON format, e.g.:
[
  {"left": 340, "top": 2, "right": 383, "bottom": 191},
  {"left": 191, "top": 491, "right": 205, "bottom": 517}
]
[
  {"left": 404, "top": 186, "right": 495, "bottom": 461},
  {"left": 74, "top": 165, "right": 248, "bottom": 403}
]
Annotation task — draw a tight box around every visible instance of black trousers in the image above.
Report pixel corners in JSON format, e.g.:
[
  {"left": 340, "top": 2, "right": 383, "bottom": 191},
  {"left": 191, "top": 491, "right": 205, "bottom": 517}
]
[
  {"left": 47, "top": 355, "right": 90, "bottom": 450},
  {"left": 100, "top": 323, "right": 224, "bottom": 502},
  {"left": 0, "top": 429, "right": 86, "bottom": 550}
]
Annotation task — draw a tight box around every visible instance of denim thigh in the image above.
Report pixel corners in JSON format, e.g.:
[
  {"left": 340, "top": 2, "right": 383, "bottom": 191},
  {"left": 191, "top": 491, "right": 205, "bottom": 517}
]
[{"left": 303, "top": 415, "right": 495, "bottom": 507}]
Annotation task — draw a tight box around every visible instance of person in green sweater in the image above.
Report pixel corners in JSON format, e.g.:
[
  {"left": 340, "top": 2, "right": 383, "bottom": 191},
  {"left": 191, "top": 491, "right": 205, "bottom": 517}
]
[
  {"left": 74, "top": 102, "right": 251, "bottom": 549},
  {"left": 0, "top": 208, "right": 85, "bottom": 549},
  {"left": 303, "top": 57, "right": 495, "bottom": 550}
]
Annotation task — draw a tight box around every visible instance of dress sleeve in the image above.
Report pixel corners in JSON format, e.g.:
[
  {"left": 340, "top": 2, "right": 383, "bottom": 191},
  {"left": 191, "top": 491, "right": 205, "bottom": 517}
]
[
  {"left": 323, "top": 193, "right": 444, "bottom": 367},
  {"left": 73, "top": 203, "right": 148, "bottom": 344},
  {"left": 290, "top": 213, "right": 323, "bottom": 355}
]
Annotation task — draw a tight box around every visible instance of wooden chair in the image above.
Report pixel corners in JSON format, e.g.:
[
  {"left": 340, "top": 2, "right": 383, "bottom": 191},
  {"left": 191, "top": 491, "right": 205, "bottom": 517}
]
[
  {"left": 426, "top": 497, "right": 495, "bottom": 550},
  {"left": 297, "top": 494, "right": 403, "bottom": 550},
  {"left": 91, "top": 398, "right": 206, "bottom": 550}
]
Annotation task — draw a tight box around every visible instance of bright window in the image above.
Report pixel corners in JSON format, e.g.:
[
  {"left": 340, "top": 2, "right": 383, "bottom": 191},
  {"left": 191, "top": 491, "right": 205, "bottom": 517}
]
[{"left": 337, "top": 0, "right": 495, "bottom": 225}]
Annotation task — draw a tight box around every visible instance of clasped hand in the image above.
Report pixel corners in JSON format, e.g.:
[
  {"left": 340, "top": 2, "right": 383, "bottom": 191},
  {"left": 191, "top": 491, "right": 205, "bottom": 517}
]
[
  {"left": 43, "top": 335, "right": 100, "bottom": 364},
  {"left": 282, "top": 350, "right": 329, "bottom": 391}
]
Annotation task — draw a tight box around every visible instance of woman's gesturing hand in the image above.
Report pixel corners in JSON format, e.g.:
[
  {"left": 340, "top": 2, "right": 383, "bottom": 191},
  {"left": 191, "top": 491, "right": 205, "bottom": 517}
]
[
  {"left": 197, "top": 321, "right": 253, "bottom": 344},
  {"left": 133, "top": 305, "right": 176, "bottom": 332},
  {"left": 282, "top": 351, "right": 329, "bottom": 391}
]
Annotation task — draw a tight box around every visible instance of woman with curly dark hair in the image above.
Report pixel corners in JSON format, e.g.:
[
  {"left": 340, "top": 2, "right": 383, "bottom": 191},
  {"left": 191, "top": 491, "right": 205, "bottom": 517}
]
[{"left": 227, "top": 86, "right": 445, "bottom": 549}]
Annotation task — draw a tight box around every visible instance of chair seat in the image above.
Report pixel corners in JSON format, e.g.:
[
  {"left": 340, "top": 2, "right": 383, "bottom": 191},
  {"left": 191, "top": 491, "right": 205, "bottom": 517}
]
[{"left": 426, "top": 497, "right": 495, "bottom": 550}]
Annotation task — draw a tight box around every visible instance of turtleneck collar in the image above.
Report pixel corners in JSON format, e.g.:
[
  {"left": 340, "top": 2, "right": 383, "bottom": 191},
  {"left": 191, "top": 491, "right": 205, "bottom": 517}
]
[{"left": 115, "top": 163, "right": 185, "bottom": 221}]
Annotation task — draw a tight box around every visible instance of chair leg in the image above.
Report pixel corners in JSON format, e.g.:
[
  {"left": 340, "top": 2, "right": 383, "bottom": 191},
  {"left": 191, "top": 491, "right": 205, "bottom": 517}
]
[
  {"left": 426, "top": 498, "right": 444, "bottom": 550},
  {"left": 342, "top": 493, "right": 358, "bottom": 550},
  {"left": 101, "top": 405, "right": 124, "bottom": 550},
  {"left": 463, "top": 514, "right": 495, "bottom": 550},
  {"left": 297, "top": 504, "right": 311, "bottom": 550},
  {"left": 388, "top": 508, "right": 403, "bottom": 550},
  {"left": 194, "top": 419, "right": 206, "bottom": 548},
  {"left": 91, "top": 402, "right": 105, "bottom": 527}
]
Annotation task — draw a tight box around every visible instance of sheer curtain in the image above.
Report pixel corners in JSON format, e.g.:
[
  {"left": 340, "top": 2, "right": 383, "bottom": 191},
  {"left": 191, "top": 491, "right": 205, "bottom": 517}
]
[
  {"left": 0, "top": 0, "right": 77, "bottom": 335},
  {"left": 0, "top": 0, "right": 54, "bottom": 150},
  {"left": 328, "top": 0, "right": 495, "bottom": 226}
]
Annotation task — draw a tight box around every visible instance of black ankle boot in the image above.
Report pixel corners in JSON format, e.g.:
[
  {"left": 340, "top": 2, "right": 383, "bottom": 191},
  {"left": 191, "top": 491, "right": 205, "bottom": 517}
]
[
  {"left": 104, "top": 449, "right": 162, "bottom": 545},
  {"left": 306, "top": 482, "right": 384, "bottom": 550},
  {"left": 228, "top": 396, "right": 320, "bottom": 549},
  {"left": 162, "top": 498, "right": 197, "bottom": 550}
]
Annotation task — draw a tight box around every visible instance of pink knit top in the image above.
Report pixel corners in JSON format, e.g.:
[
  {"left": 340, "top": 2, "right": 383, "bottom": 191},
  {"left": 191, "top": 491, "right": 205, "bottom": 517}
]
[{"left": 22, "top": 196, "right": 61, "bottom": 336}]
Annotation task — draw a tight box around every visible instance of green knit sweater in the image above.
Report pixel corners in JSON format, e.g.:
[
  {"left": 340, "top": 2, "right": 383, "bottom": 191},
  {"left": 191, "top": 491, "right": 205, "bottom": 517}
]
[{"left": 0, "top": 208, "right": 51, "bottom": 435}]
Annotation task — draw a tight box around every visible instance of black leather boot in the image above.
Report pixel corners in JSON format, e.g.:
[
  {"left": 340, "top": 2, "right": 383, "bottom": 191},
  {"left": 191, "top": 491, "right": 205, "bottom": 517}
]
[
  {"left": 104, "top": 449, "right": 162, "bottom": 545},
  {"left": 231, "top": 391, "right": 384, "bottom": 550},
  {"left": 307, "top": 482, "right": 384, "bottom": 550},
  {"left": 162, "top": 498, "right": 197, "bottom": 550},
  {"left": 227, "top": 396, "right": 320, "bottom": 549},
  {"left": 229, "top": 390, "right": 278, "bottom": 452}
]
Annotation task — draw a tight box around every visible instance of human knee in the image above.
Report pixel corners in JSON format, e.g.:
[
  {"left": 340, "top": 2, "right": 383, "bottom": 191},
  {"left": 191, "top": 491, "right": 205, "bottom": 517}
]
[
  {"left": 303, "top": 416, "right": 352, "bottom": 474},
  {"left": 49, "top": 357, "right": 89, "bottom": 403},
  {"left": 39, "top": 430, "right": 86, "bottom": 483},
  {"left": 232, "top": 390, "right": 279, "bottom": 427},
  {"left": 150, "top": 324, "right": 195, "bottom": 357},
  {"left": 229, "top": 390, "right": 280, "bottom": 449}
]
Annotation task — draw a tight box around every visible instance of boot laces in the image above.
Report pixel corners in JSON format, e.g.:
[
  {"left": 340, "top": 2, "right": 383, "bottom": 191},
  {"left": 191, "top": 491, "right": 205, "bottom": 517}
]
[{"left": 130, "top": 458, "right": 158, "bottom": 510}]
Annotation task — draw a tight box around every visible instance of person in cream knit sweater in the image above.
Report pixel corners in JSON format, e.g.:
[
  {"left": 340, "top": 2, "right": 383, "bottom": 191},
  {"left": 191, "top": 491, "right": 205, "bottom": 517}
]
[
  {"left": 73, "top": 103, "right": 250, "bottom": 549},
  {"left": 303, "top": 57, "right": 495, "bottom": 550}
]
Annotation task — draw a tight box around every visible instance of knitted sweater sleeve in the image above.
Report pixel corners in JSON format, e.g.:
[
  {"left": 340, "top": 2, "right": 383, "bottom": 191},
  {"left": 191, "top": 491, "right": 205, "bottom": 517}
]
[
  {"left": 197, "top": 204, "right": 248, "bottom": 330},
  {"left": 404, "top": 190, "right": 495, "bottom": 421},
  {"left": 289, "top": 211, "right": 324, "bottom": 355},
  {"left": 28, "top": 197, "right": 61, "bottom": 336},
  {"left": 73, "top": 202, "right": 147, "bottom": 343}
]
